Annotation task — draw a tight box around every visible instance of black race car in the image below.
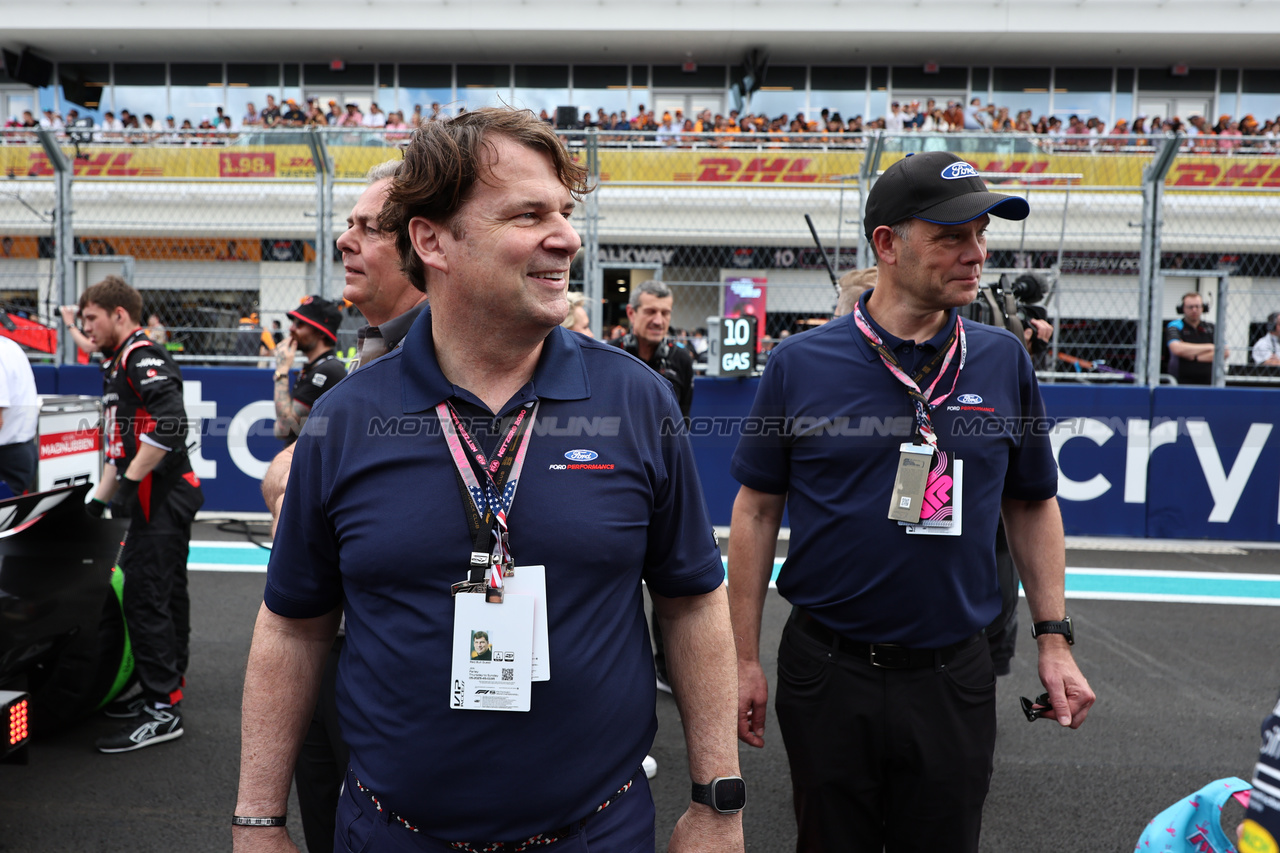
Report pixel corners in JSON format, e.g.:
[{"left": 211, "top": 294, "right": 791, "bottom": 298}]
[{"left": 0, "top": 484, "right": 133, "bottom": 759}]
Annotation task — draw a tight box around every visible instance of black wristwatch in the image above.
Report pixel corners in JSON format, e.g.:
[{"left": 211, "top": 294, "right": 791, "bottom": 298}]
[
  {"left": 1031, "top": 616, "right": 1074, "bottom": 645},
  {"left": 691, "top": 776, "right": 746, "bottom": 814}
]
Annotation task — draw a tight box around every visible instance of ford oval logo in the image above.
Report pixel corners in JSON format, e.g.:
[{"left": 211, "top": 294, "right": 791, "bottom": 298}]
[
  {"left": 957, "top": 394, "right": 983, "bottom": 405},
  {"left": 940, "top": 162, "right": 978, "bottom": 180},
  {"left": 565, "top": 449, "right": 599, "bottom": 462}
]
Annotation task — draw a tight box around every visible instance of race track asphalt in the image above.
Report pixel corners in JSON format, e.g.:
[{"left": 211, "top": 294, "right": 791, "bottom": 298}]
[{"left": 1, "top": 521, "right": 1277, "bottom": 852}]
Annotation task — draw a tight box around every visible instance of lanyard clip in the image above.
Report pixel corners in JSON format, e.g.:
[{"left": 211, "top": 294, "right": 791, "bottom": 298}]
[{"left": 451, "top": 579, "right": 485, "bottom": 597}]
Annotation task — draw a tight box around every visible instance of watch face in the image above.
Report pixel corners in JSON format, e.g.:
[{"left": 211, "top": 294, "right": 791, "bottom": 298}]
[{"left": 713, "top": 777, "right": 747, "bottom": 812}]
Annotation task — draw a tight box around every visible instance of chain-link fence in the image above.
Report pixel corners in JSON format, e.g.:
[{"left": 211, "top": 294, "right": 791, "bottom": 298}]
[
  {"left": 1156, "top": 141, "right": 1280, "bottom": 384},
  {"left": 2, "top": 126, "right": 1278, "bottom": 381}
]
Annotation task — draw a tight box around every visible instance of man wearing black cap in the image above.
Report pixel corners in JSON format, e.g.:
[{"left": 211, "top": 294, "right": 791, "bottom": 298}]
[
  {"left": 729, "top": 151, "right": 1094, "bottom": 851},
  {"left": 273, "top": 296, "right": 345, "bottom": 446}
]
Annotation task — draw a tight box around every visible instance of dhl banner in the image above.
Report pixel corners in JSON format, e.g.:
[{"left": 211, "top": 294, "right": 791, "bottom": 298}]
[
  {"left": 3, "top": 143, "right": 1280, "bottom": 189},
  {"left": 0, "top": 235, "right": 319, "bottom": 263},
  {"left": 601, "top": 150, "right": 1280, "bottom": 188},
  {"left": 0, "top": 145, "right": 403, "bottom": 180}
]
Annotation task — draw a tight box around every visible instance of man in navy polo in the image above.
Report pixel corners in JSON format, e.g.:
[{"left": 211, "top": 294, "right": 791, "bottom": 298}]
[
  {"left": 728, "top": 151, "right": 1094, "bottom": 852},
  {"left": 234, "top": 108, "right": 744, "bottom": 853}
]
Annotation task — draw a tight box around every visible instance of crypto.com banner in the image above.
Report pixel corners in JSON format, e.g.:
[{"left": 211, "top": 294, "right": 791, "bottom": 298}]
[{"left": 37, "top": 367, "right": 1280, "bottom": 539}]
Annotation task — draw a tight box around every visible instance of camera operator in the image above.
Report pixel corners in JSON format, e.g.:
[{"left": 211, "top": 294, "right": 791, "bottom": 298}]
[
  {"left": 613, "top": 280, "right": 696, "bottom": 699},
  {"left": 976, "top": 272, "right": 1054, "bottom": 364}
]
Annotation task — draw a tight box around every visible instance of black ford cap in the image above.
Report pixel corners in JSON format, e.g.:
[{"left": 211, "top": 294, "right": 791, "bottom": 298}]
[{"left": 863, "top": 151, "right": 1029, "bottom": 243}]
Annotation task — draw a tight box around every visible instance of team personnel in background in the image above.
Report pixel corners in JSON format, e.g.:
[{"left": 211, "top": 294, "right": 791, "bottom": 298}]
[
  {"left": 612, "top": 279, "right": 696, "bottom": 696},
  {"left": 1166, "top": 292, "right": 1222, "bottom": 385},
  {"left": 0, "top": 335, "right": 39, "bottom": 494},
  {"left": 235, "top": 107, "right": 742, "bottom": 853},
  {"left": 272, "top": 296, "right": 346, "bottom": 446},
  {"left": 258, "top": 159, "right": 428, "bottom": 853},
  {"left": 78, "top": 276, "right": 205, "bottom": 753},
  {"left": 1251, "top": 311, "right": 1280, "bottom": 366},
  {"left": 615, "top": 280, "right": 694, "bottom": 425},
  {"left": 729, "top": 151, "right": 1093, "bottom": 852}
]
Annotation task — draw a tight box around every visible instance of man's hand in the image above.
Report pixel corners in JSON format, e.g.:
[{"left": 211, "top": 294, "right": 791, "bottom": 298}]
[
  {"left": 1036, "top": 637, "right": 1095, "bottom": 729},
  {"left": 668, "top": 806, "right": 744, "bottom": 853},
  {"left": 1026, "top": 318, "right": 1053, "bottom": 344},
  {"left": 275, "top": 337, "right": 298, "bottom": 374},
  {"left": 59, "top": 304, "right": 78, "bottom": 326},
  {"left": 231, "top": 825, "right": 300, "bottom": 853},
  {"left": 737, "top": 659, "right": 768, "bottom": 748}
]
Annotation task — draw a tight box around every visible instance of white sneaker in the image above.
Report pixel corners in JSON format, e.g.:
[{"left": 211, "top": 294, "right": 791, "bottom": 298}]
[{"left": 642, "top": 754, "right": 658, "bottom": 779}]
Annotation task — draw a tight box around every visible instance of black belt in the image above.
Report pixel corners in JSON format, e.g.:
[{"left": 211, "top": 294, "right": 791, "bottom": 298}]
[
  {"left": 791, "top": 608, "right": 982, "bottom": 670},
  {"left": 350, "top": 771, "right": 634, "bottom": 851}
]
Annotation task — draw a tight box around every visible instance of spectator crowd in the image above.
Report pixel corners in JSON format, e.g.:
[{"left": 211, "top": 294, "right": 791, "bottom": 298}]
[
  {"left": 551, "top": 100, "right": 1280, "bottom": 153},
  {"left": 4, "top": 94, "right": 1280, "bottom": 154}
]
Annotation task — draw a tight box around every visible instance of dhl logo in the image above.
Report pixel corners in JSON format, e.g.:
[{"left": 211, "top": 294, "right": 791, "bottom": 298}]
[
  {"left": 1168, "top": 162, "right": 1280, "bottom": 188},
  {"left": 679, "top": 156, "right": 1058, "bottom": 184},
  {"left": 27, "top": 152, "right": 163, "bottom": 178},
  {"left": 683, "top": 158, "right": 820, "bottom": 183}
]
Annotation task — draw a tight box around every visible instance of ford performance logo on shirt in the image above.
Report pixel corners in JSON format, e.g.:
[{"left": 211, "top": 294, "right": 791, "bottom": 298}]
[
  {"left": 957, "top": 394, "right": 984, "bottom": 405},
  {"left": 565, "top": 449, "right": 599, "bottom": 462},
  {"left": 940, "top": 162, "right": 979, "bottom": 180}
]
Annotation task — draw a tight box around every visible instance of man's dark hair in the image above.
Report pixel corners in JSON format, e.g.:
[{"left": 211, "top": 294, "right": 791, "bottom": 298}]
[
  {"left": 79, "top": 275, "right": 143, "bottom": 324},
  {"left": 381, "top": 107, "right": 591, "bottom": 293}
]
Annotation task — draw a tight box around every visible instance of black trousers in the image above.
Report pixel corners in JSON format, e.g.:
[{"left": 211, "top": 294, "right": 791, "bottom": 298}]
[
  {"left": 119, "top": 478, "right": 203, "bottom": 703},
  {"left": 296, "top": 636, "right": 350, "bottom": 853},
  {"left": 0, "top": 438, "right": 36, "bottom": 494},
  {"left": 775, "top": 612, "right": 997, "bottom": 853}
]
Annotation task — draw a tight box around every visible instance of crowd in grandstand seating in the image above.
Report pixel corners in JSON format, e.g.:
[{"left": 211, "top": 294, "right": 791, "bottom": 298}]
[{"left": 5, "top": 95, "right": 1280, "bottom": 152}]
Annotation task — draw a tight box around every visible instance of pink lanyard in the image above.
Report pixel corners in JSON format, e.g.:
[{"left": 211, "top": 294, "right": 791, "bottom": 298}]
[
  {"left": 852, "top": 303, "right": 966, "bottom": 451},
  {"left": 436, "top": 400, "right": 539, "bottom": 594}
]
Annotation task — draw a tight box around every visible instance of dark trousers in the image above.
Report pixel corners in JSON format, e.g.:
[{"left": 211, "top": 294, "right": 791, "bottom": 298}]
[
  {"left": 775, "top": 612, "right": 997, "bottom": 853},
  {"left": 296, "top": 636, "right": 350, "bottom": 853},
  {"left": 334, "top": 767, "right": 655, "bottom": 853},
  {"left": 0, "top": 438, "right": 36, "bottom": 494},
  {"left": 119, "top": 479, "right": 202, "bottom": 703}
]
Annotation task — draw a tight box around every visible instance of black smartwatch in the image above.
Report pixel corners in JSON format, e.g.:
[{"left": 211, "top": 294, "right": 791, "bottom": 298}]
[
  {"left": 1031, "top": 616, "right": 1074, "bottom": 645},
  {"left": 691, "top": 776, "right": 746, "bottom": 814}
]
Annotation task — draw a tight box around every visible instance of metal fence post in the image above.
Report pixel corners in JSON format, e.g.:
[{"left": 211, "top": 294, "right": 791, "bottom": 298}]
[
  {"left": 36, "top": 130, "right": 75, "bottom": 366},
  {"left": 582, "top": 129, "right": 603, "bottom": 337},
  {"left": 1212, "top": 272, "right": 1229, "bottom": 387},
  {"left": 856, "top": 133, "right": 884, "bottom": 271},
  {"left": 306, "top": 129, "right": 335, "bottom": 300},
  {"left": 1137, "top": 134, "right": 1180, "bottom": 387}
]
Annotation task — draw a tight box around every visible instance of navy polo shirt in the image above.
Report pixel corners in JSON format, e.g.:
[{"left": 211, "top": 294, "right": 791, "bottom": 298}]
[
  {"left": 731, "top": 292, "right": 1057, "bottom": 647},
  {"left": 266, "top": 308, "right": 723, "bottom": 841}
]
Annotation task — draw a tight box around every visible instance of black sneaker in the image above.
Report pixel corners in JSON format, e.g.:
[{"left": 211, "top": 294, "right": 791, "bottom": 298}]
[
  {"left": 102, "top": 694, "right": 147, "bottom": 719},
  {"left": 96, "top": 704, "right": 184, "bottom": 753}
]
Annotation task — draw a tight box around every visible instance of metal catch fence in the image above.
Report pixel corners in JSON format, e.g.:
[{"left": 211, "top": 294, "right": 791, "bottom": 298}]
[{"left": 0, "top": 126, "right": 1277, "bottom": 383}]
